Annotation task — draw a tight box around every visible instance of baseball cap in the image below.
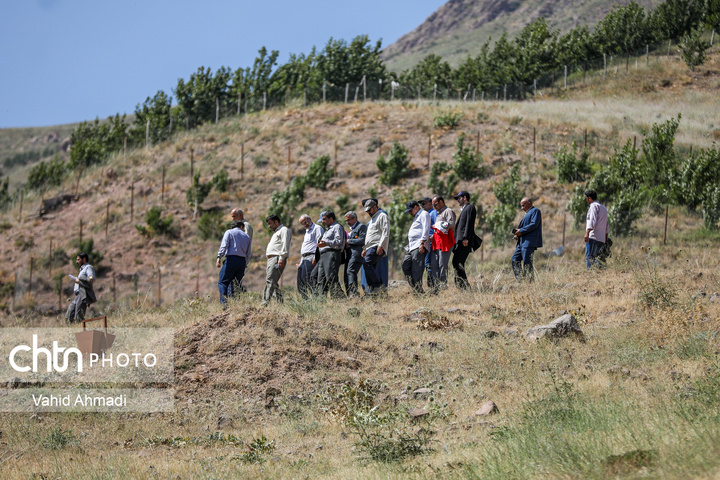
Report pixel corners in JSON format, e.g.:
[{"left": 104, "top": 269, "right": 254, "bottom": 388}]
[
  {"left": 418, "top": 197, "right": 432, "bottom": 204},
  {"left": 453, "top": 191, "right": 470, "bottom": 199},
  {"left": 404, "top": 201, "right": 419, "bottom": 213},
  {"left": 363, "top": 199, "right": 378, "bottom": 212}
]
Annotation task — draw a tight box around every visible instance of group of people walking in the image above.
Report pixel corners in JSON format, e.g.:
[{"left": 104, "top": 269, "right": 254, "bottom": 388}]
[{"left": 213, "top": 189, "right": 611, "bottom": 305}]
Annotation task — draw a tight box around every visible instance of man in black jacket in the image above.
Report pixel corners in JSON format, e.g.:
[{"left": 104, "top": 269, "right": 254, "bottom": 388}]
[
  {"left": 452, "top": 191, "right": 477, "bottom": 290},
  {"left": 344, "top": 211, "right": 367, "bottom": 297}
]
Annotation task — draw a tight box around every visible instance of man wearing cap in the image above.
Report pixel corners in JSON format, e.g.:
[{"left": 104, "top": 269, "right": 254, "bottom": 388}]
[
  {"left": 297, "top": 214, "right": 323, "bottom": 299},
  {"left": 431, "top": 195, "right": 456, "bottom": 289},
  {"left": 584, "top": 190, "right": 609, "bottom": 269},
  {"left": 361, "top": 199, "right": 390, "bottom": 294},
  {"left": 512, "top": 197, "right": 542, "bottom": 280},
  {"left": 402, "top": 201, "right": 431, "bottom": 294},
  {"left": 317, "top": 210, "right": 346, "bottom": 298},
  {"left": 452, "top": 191, "right": 478, "bottom": 289},
  {"left": 418, "top": 197, "right": 438, "bottom": 289},
  {"left": 230, "top": 208, "right": 253, "bottom": 292},
  {"left": 216, "top": 221, "right": 252, "bottom": 306},
  {"left": 262, "top": 214, "right": 292, "bottom": 305},
  {"left": 344, "top": 211, "right": 366, "bottom": 297}
]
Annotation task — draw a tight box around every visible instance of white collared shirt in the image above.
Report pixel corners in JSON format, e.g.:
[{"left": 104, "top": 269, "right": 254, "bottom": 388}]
[{"left": 407, "top": 209, "right": 431, "bottom": 251}]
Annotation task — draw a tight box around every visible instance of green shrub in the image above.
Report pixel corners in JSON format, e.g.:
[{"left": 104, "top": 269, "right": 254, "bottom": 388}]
[
  {"left": 267, "top": 175, "right": 306, "bottom": 224},
  {"left": 27, "top": 156, "right": 67, "bottom": 191},
  {"left": 453, "top": 133, "right": 487, "bottom": 181},
  {"left": 427, "top": 161, "right": 458, "bottom": 198},
  {"left": 136, "top": 206, "right": 175, "bottom": 237},
  {"left": 680, "top": 27, "right": 709, "bottom": 72},
  {"left": 71, "top": 239, "right": 104, "bottom": 268},
  {"left": 43, "top": 427, "right": 78, "bottom": 450},
  {"left": 336, "top": 193, "right": 352, "bottom": 214},
  {"left": 198, "top": 210, "right": 227, "bottom": 240},
  {"left": 433, "top": 112, "right": 463, "bottom": 129},
  {"left": 488, "top": 164, "right": 523, "bottom": 246},
  {"left": 305, "top": 154, "right": 334, "bottom": 189},
  {"left": 211, "top": 169, "right": 229, "bottom": 192},
  {"left": 237, "top": 436, "right": 275, "bottom": 464},
  {"left": 555, "top": 142, "right": 592, "bottom": 183},
  {"left": 376, "top": 141, "right": 411, "bottom": 186},
  {"left": 186, "top": 173, "right": 213, "bottom": 209}
]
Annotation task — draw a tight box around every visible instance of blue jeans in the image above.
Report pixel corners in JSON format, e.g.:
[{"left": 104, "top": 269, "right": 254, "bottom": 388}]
[
  {"left": 586, "top": 239, "right": 605, "bottom": 269},
  {"left": 511, "top": 245, "right": 536, "bottom": 280},
  {"left": 218, "top": 256, "right": 246, "bottom": 304}
]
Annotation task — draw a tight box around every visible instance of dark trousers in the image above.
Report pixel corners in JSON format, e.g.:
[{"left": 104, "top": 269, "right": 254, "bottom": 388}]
[
  {"left": 345, "top": 249, "right": 363, "bottom": 296},
  {"left": 318, "top": 249, "right": 344, "bottom": 297},
  {"left": 452, "top": 244, "right": 473, "bottom": 289},
  {"left": 402, "top": 247, "right": 425, "bottom": 294},
  {"left": 363, "top": 247, "right": 383, "bottom": 292},
  {"left": 218, "top": 256, "right": 247, "bottom": 304},
  {"left": 512, "top": 244, "right": 536, "bottom": 280},
  {"left": 297, "top": 256, "right": 315, "bottom": 299}
]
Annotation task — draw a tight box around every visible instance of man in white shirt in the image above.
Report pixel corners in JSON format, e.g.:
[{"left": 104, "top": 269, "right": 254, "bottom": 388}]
[
  {"left": 584, "top": 190, "right": 609, "bottom": 269},
  {"left": 263, "top": 215, "right": 292, "bottom": 305},
  {"left": 297, "top": 214, "right": 323, "bottom": 299},
  {"left": 402, "top": 201, "right": 430, "bottom": 294},
  {"left": 361, "top": 199, "right": 390, "bottom": 294}
]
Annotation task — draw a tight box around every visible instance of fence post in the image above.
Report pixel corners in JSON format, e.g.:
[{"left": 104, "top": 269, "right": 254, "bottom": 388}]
[
  {"left": 105, "top": 200, "right": 110, "bottom": 239},
  {"left": 215, "top": 97, "right": 219, "bottom": 124},
  {"left": 334, "top": 140, "right": 338, "bottom": 172},
  {"left": 263, "top": 92, "right": 267, "bottom": 111},
  {"left": 12, "top": 272, "right": 16, "bottom": 311},
  {"left": 146, "top": 119, "right": 150, "bottom": 149},
  {"left": 564, "top": 65, "right": 567, "bottom": 90},
  {"left": 113, "top": 272, "right": 117, "bottom": 305},
  {"left": 195, "top": 259, "right": 200, "bottom": 296},
  {"left": 562, "top": 215, "right": 566, "bottom": 247},
  {"left": 29, "top": 256, "right": 33, "bottom": 295},
  {"left": 49, "top": 239, "right": 52, "bottom": 278},
  {"left": 157, "top": 268, "right": 162, "bottom": 307},
  {"left": 345, "top": 84, "right": 349, "bottom": 103},
  {"left": 533, "top": 79, "right": 537, "bottom": 99},
  {"left": 663, "top": 205, "right": 669, "bottom": 244},
  {"left": 354, "top": 86, "right": 359, "bottom": 102},
  {"left": 362, "top": 75, "right": 366, "bottom": 101},
  {"left": 503, "top": 84, "right": 507, "bottom": 101},
  {"left": 241, "top": 142, "right": 245, "bottom": 180},
  {"left": 323, "top": 81, "right": 326, "bottom": 103},
  {"left": 584, "top": 129, "right": 588, "bottom": 149},
  {"left": 287, "top": 145, "right": 291, "bottom": 181},
  {"left": 190, "top": 147, "right": 194, "bottom": 181},
  {"left": 130, "top": 180, "right": 134, "bottom": 222},
  {"left": 427, "top": 135, "right": 431, "bottom": 169},
  {"left": 476, "top": 130, "right": 480, "bottom": 154},
  {"left": 238, "top": 93, "right": 241, "bottom": 115},
  {"left": 391, "top": 82, "right": 395, "bottom": 101},
  {"left": 79, "top": 219, "right": 83, "bottom": 245},
  {"left": 646, "top": 45, "right": 649, "bottom": 66},
  {"left": 533, "top": 127, "right": 536, "bottom": 159},
  {"left": 604, "top": 53, "right": 607, "bottom": 79},
  {"left": 161, "top": 164, "right": 166, "bottom": 205}
]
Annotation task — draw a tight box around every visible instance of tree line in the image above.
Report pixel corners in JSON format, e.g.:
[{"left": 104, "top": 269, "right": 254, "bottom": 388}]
[{"left": 5, "top": 0, "right": 718, "bottom": 202}]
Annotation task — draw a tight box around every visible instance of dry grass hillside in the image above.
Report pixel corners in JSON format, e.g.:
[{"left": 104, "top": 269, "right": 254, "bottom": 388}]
[{"left": 0, "top": 51, "right": 719, "bottom": 479}]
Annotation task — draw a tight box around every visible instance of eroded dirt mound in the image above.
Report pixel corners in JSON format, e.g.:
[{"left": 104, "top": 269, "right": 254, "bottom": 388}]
[{"left": 174, "top": 307, "right": 399, "bottom": 398}]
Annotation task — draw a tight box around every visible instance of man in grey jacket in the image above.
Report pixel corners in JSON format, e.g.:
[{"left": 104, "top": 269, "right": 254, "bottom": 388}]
[
  {"left": 317, "top": 210, "right": 346, "bottom": 298},
  {"left": 344, "top": 211, "right": 366, "bottom": 297}
]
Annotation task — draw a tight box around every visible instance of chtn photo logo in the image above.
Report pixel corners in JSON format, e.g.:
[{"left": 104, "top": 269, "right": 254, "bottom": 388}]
[{"left": 6, "top": 334, "right": 157, "bottom": 373}]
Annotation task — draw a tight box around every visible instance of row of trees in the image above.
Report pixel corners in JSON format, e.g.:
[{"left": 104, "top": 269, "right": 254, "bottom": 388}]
[
  {"left": 561, "top": 115, "right": 720, "bottom": 232},
  {"left": 11, "top": 0, "right": 719, "bottom": 206}
]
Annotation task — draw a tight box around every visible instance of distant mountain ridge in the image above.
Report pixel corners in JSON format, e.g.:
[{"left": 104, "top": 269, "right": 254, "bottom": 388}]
[{"left": 382, "top": 0, "right": 660, "bottom": 71}]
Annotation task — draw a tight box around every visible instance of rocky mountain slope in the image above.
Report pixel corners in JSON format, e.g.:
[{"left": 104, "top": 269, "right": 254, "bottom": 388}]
[{"left": 382, "top": 0, "right": 660, "bottom": 71}]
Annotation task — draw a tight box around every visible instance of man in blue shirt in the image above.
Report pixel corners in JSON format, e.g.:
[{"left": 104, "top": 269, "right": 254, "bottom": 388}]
[
  {"left": 512, "top": 197, "right": 543, "bottom": 281},
  {"left": 216, "top": 221, "right": 251, "bottom": 305}
]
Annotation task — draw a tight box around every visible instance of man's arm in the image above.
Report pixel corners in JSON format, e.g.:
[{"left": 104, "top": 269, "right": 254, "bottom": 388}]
[{"left": 378, "top": 213, "right": 390, "bottom": 254}]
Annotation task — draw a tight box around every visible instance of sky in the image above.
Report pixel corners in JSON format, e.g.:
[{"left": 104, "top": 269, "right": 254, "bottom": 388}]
[{"left": 0, "top": 0, "right": 447, "bottom": 128}]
